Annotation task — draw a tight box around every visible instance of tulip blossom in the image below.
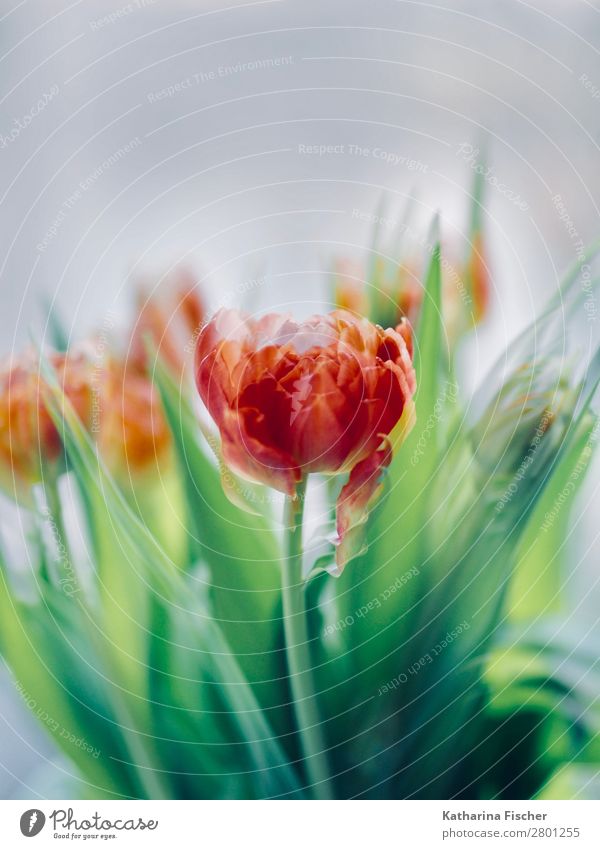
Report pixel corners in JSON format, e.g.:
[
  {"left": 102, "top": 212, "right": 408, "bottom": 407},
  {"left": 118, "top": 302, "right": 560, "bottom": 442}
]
[
  {"left": 0, "top": 349, "right": 93, "bottom": 504},
  {"left": 0, "top": 343, "right": 173, "bottom": 505},
  {"left": 332, "top": 258, "right": 370, "bottom": 316},
  {"left": 97, "top": 360, "right": 172, "bottom": 479},
  {"left": 129, "top": 269, "right": 205, "bottom": 376},
  {"left": 195, "top": 308, "right": 416, "bottom": 571}
]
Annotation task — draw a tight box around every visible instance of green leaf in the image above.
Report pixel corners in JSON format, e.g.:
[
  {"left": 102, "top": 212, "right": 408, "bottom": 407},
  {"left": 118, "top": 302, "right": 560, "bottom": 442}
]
[
  {"left": 320, "top": 226, "right": 449, "bottom": 792},
  {"left": 415, "top": 220, "right": 444, "bottom": 421},
  {"left": 508, "top": 411, "right": 598, "bottom": 620},
  {"left": 42, "top": 295, "right": 70, "bottom": 352},
  {"left": 467, "top": 142, "right": 486, "bottom": 237},
  {"left": 150, "top": 357, "right": 292, "bottom": 732},
  {"left": 538, "top": 763, "right": 600, "bottom": 800},
  {"left": 388, "top": 382, "right": 599, "bottom": 798},
  {"left": 0, "top": 552, "right": 135, "bottom": 798},
  {"left": 391, "top": 190, "right": 419, "bottom": 264}
]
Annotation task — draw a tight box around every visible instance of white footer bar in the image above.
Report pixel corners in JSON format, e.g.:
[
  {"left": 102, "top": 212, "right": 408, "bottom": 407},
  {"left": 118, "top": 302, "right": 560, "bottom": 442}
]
[{"left": 0, "top": 799, "right": 598, "bottom": 848}]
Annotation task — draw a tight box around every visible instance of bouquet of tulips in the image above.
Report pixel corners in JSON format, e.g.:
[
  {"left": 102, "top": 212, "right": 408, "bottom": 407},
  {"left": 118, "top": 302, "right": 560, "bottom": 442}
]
[{"left": 1, "top": 175, "right": 599, "bottom": 801}]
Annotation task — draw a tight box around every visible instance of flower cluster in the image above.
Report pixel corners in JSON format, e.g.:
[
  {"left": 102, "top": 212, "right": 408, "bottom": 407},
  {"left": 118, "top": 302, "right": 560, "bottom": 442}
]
[
  {"left": 0, "top": 272, "right": 204, "bottom": 502},
  {"left": 0, "top": 216, "right": 596, "bottom": 805}
]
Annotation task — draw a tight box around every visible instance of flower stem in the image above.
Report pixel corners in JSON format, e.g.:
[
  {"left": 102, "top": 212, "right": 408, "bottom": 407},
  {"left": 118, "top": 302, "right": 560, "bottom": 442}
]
[
  {"left": 282, "top": 478, "right": 333, "bottom": 800},
  {"left": 43, "top": 470, "right": 73, "bottom": 587}
]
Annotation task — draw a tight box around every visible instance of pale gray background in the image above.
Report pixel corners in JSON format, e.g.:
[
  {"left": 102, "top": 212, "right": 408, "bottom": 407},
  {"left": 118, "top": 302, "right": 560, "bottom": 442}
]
[{"left": 0, "top": 0, "right": 599, "bottom": 797}]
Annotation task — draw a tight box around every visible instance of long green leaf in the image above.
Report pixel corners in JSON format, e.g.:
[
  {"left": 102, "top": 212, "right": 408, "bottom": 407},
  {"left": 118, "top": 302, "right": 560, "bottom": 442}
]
[
  {"left": 151, "top": 357, "right": 293, "bottom": 739},
  {"left": 0, "top": 554, "right": 134, "bottom": 798}
]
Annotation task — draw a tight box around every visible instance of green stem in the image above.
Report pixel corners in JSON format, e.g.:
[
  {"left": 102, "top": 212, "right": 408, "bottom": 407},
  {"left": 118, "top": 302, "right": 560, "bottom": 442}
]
[
  {"left": 282, "top": 478, "right": 333, "bottom": 800},
  {"left": 43, "top": 471, "right": 75, "bottom": 589}
]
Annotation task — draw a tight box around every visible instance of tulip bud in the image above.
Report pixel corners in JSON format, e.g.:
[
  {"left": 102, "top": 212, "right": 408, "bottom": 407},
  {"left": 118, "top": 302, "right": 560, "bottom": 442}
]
[{"left": 471, "top": 359, "right": 576, "bottom": 502}]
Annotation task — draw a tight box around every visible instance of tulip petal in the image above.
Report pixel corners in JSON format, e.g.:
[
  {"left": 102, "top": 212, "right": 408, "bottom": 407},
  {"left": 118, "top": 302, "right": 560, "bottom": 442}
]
[
  {"left": 334, "top": 442, "right": 393, "bottom": 574},
  {"left": 220, "top": 406, "right": 301, "bottom": 497}
]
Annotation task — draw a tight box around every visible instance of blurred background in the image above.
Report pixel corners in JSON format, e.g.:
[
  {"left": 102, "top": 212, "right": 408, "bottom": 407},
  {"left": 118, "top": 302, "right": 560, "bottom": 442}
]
[{"left": 1, "top": 0, "right": 599, "bottom": 797}]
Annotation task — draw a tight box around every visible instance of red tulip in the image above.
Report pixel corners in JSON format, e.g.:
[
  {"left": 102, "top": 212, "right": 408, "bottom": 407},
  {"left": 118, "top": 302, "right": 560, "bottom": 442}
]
[{"left": 195, "top": 309, "right": 416, "bottom": 571}]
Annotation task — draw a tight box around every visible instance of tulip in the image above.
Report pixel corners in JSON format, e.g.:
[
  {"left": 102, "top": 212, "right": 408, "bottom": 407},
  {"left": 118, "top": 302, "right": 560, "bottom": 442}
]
[
  {"left": 195, "top": 306, "right": 416, "bottom": 797},
  {"left": 0, "top": 348, "right": 93, "bottom": 505},
  {"left": 129, "top": 268, "right": 205, "bottom": 377},
  {"left": 93, "top": 355, "right": 188, "bottom": 566},
  {"left": 0, "top": 341, "right": 174, "bottom": 501},
  {"left": 97, "top": 360, "right": 172, "bottom": 479},
  {"left": 195, "top": 308, "right": 416, "bottom": 563},
  {"left": 332, "top": 258, "right": 369, "bottom": 315}
]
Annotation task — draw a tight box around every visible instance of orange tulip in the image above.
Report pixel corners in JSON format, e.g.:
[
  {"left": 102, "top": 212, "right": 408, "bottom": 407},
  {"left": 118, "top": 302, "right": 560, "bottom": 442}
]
[
  {"left": 195, "top": 309, "right": 416, "bottom": 570},
  {"left": 97, "top": 360, "right": 172, "bottom": 478},
  {"left": 0, "top": 341, "right": 174, "bottom": 504},
  {"left": 129, "top": 269, "right": 205, "bottom": 376},
  {"left": 332, "top": 258, "right": 369, "bottom": 316},
  {"left": 0, "top": 348, "right": 93, "bottom": 503},
  {"left": 395, "top": 264, "right": 423, "bottom": 327}
]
